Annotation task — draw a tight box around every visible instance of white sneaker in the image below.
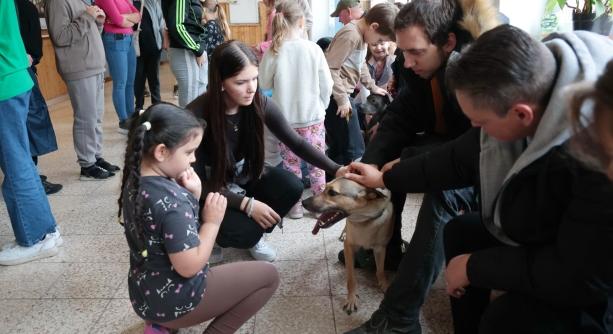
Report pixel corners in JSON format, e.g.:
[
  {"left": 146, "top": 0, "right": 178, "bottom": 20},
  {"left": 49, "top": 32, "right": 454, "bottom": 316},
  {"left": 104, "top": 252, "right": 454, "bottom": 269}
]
[
  {"left": 0, "top": 234, "right": 59, "bottom": 266},
  {"left": 249, "top": 239, "right": 277, "bottom": 262},
  {"left": 2, "top": 229, "right": 63, "bottom": 251},
  {"left": 288, "top": 203, "right": 303, "bottom": 219},
  {"left": 209, "top": 244, "right": 223, "bottom": 264}
]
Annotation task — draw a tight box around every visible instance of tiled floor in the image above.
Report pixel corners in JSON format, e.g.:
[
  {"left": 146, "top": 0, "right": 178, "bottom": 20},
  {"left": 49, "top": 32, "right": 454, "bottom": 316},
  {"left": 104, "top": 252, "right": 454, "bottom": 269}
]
[{"left": 0, "top": 64, "right": 452, "bottom": 333}]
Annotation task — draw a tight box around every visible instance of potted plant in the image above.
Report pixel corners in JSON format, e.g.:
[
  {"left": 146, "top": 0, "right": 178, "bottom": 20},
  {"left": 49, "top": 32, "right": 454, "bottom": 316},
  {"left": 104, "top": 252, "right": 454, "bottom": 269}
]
[{"left": 545, "top": 0, "right": 611, "bottom": 31}]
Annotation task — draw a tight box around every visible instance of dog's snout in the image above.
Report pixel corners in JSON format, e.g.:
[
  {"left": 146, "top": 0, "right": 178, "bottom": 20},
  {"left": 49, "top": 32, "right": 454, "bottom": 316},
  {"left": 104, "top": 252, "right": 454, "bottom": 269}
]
[{"left": 302, "top": 197, "right": 315, "bottom": 212}]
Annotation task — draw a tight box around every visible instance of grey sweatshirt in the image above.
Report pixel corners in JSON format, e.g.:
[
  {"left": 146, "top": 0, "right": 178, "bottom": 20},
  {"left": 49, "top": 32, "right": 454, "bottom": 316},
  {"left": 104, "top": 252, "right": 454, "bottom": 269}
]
[
  {"left": 45, "top": 0, "right": 106, "bottom": 81},
  {"left": 480, "top": 31, "right": 613, "bottom": 245}
]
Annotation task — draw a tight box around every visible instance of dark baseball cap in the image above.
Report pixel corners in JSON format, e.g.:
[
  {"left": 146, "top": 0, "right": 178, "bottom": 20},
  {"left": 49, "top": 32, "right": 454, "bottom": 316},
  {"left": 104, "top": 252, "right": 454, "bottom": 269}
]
[{"left": 330, "top": 0, "right": 361, "bottom": 17}]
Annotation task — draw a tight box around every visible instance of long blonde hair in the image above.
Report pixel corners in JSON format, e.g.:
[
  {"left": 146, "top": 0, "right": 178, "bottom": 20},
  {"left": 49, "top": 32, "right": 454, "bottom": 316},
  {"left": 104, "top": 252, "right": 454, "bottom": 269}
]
[
  {"left": 270, "top": 0, "right": 304, "bottom": 55},
  {"left": 204, "top": 0, "right": 231, "bottom": 40}
]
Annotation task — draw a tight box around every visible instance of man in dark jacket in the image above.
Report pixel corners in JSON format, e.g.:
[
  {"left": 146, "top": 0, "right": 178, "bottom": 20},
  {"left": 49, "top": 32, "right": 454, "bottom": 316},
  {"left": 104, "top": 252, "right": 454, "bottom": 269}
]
[
  {"left": 16, "top": 0, "right": 62, "bottom": 195},
  {"left": 340, "top": 0, "right": 500, "bottom": 332},
  {"left": 347, "top": 25, "right": 613, "bottom": 334}
]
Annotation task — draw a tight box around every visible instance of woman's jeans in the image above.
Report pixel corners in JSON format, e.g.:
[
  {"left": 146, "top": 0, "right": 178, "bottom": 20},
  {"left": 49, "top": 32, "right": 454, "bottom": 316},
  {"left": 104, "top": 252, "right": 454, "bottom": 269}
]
[
  {"left": 0, "top": 90, "right": 57, "bottom": 246},
  {"left": 102, "top": 33, "right": 136, "bottom": 122}
]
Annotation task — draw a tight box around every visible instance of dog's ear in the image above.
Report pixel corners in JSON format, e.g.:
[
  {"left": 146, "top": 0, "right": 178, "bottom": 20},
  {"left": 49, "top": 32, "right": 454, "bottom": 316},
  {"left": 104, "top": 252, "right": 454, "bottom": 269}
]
[{"left": 365, "top": 188, "right": 387, "bottom": 200}]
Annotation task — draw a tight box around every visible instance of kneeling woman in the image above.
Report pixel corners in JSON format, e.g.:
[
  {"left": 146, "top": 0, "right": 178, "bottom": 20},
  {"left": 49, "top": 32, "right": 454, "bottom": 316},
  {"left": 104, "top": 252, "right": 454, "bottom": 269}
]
[{"left": 187, "top": 41, "right": 342, "bottom": 262}]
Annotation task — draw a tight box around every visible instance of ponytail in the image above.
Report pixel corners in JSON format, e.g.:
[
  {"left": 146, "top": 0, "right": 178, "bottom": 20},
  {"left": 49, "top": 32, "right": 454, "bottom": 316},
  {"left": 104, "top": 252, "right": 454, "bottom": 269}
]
[{"left": 270, "top": 0, "right": 304, "bottom": 55}]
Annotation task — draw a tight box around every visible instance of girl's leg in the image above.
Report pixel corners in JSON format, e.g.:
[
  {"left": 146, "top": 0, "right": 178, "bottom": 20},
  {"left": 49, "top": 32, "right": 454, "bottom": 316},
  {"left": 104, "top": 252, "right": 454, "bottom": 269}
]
[
  {"left": 161, "top": 261, "right": 280, "bottom": 334},
  {"left": 301, "top": 122, "right": 326, "bottom": 194}
]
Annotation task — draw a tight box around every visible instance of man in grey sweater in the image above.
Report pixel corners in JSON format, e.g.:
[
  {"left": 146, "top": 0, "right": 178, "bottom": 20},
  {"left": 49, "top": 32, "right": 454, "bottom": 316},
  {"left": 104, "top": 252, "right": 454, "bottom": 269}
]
[{"left": 45, "top": 0, "right": 120, "bottom": 180}]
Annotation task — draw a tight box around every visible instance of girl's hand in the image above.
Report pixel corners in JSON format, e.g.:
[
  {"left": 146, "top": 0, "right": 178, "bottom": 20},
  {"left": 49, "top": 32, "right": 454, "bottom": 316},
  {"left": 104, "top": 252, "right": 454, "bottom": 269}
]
[
  {"left": 177, "top": 167, "right": 202, "bottom": 198},
  {"left": 250, "top": 200, "right": 280, "bottom": 230},
  {"left": 445, "top": 253, "right": 471, "bottom": 298},
  {"left": 201, "top": 192, "right": 227, "bottom": 226}
]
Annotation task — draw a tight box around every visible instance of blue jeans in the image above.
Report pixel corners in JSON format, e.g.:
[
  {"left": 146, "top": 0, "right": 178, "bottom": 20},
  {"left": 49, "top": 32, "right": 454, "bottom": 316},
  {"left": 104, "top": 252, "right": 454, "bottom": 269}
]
[
  {"left": 27, "top": 68, "right": 57, "bottom": 157},
  {"left": 378, "top": 187, "right": 478, "bottom": 328},
  {"left": 0, "top": 91, "right": 57, "bottom": 246},
  {"left": 102, "top": 33, "right": 136, "bottom": 122}
]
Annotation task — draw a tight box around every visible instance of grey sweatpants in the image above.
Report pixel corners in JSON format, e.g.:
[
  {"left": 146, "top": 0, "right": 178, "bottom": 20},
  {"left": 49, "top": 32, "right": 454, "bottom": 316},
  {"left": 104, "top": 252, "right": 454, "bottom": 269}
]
[
  {"left": 168, "top": 48, "right": 207, "bottom": 108},
  {"left": 65, "top": 73, "right": 105, "bottom": 167}
]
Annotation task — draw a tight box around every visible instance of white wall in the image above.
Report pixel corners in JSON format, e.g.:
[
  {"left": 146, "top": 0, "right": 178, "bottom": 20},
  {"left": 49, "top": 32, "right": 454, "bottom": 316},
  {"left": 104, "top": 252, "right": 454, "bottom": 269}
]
[
  {"left": 311, "top": 0, "right": 338, "bottom": 41},
  {"left": 499, "top": 0, "right": 547, "bottom": 37}
]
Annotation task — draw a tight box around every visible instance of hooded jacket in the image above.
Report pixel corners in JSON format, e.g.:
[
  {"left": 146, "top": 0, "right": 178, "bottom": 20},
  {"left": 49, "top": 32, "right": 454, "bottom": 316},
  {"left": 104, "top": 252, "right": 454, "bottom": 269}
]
[
  {"left": 383, "top": 31, "right": 613, "bottom": 326},
  {"left": 161, "top": 0, "right": 205, "bottom": 57},
  {"left": 362, "top": 0, "right": 500, "bottom": 167}
]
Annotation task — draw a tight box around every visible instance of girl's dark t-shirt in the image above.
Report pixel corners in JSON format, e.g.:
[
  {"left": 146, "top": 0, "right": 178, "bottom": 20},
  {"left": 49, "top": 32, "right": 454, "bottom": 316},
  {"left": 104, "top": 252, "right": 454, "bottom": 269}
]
[{"left": 123, "top": 176, "right": 208, "bottom": 322}]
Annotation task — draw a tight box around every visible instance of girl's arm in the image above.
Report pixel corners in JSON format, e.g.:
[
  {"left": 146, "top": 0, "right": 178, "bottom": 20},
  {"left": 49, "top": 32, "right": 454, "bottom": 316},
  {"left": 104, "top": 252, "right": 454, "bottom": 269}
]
[
  {"left": 95, "top": 0, "right": 134, "bottom": 27},
  {"left": 168, "top": 192, "right": 226, "bottom": 278},
  {"left": 318, "top": 48, "right": 333, "bottom": 108}
]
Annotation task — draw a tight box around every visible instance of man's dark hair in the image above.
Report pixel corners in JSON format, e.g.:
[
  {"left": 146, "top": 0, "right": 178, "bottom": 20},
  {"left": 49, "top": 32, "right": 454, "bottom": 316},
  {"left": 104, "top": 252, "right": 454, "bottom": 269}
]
[
  {"left": 446, "top": 24, "right": 556, "bottom": 116},
  {"left": 394, "top": 0, "right": 462, "bottom": 47}
]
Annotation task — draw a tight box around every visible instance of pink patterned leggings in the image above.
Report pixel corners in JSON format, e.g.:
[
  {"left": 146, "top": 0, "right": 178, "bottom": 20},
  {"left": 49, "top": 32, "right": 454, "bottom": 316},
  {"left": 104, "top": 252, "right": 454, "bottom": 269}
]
[{"left": 279, "top": 122, "right": 326, "bottom": 195}]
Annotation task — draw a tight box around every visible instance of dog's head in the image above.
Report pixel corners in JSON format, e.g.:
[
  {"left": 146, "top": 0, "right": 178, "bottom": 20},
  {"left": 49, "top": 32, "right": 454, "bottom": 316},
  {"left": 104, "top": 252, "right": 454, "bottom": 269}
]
[
  {"left": 302, "top": 178, "right": 391, "bottom": 235},
  {"left": 360, "top": 94, "right": 391, "bottom": 116}
]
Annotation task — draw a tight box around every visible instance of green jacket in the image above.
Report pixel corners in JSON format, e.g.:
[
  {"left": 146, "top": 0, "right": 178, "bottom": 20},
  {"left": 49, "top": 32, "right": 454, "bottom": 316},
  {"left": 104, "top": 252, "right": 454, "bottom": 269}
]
[{"left": 0, "top": 0, "right": 33, "bottom": 102}]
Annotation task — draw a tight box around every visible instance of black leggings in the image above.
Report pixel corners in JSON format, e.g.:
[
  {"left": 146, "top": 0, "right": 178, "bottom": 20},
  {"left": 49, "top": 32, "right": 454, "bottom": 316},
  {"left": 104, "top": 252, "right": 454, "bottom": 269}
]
[
  {"left": 216, "top": 166, "right": 303, "bottom": 249},
  {"left": 444, "top": 213, "right": 608, "bottom": 334}
]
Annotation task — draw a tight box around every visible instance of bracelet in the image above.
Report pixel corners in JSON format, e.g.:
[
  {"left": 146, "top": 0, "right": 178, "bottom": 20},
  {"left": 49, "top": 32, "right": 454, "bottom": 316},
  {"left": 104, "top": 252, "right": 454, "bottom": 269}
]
[{"left": 246, "top": 197, "right": 255, "bottom": 218}]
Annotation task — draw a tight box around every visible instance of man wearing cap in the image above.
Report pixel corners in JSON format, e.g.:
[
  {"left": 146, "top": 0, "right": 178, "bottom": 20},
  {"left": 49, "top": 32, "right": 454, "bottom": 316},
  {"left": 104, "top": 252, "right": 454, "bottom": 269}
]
[{"left": 331, "top": 0, "right": 364, "bottom": 26}]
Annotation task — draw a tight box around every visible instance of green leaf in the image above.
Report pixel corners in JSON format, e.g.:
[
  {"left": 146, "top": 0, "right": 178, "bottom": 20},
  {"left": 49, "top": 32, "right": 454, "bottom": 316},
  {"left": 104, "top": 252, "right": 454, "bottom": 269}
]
[{"left": 594, "top": 0, "right": 606, "bottom": 16}]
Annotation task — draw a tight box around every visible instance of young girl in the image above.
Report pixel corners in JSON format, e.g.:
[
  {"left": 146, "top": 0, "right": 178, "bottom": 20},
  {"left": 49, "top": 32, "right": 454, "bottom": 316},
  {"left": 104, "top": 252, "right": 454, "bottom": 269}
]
[
  {"left": 119, "top": 103, "right": 279, "bottom": 334},
  {"left": 202, "top": 0, "right": 230, "bottom": 61},
  {"left": 325, "top": 2, "right": 398, "bottom": 165},
  {"left": 187, "top": 41, "right": 343, "bottom": 262},
  {"left": 259, "top": 0, "right": 333, "bottom": 219}
]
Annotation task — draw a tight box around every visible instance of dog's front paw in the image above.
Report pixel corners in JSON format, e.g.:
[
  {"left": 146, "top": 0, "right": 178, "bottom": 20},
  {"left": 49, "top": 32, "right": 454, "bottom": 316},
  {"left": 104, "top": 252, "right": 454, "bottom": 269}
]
[{"left": 343, "top": 294, "right": 359, "bottom": 315}]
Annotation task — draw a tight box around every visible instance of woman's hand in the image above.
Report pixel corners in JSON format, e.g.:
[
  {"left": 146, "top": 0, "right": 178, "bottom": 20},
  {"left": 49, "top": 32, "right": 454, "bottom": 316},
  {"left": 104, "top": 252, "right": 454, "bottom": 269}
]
[
  {"left": 445, "top": 253, "right": 471, "bottom": 298},
  {"left": 250, "top": 200, "right": 281, "bottom": 230},
  {"left": 177, "top": 167, "right": 202, "bottom": 199},
  {"left": 370, "top": 86, "right": 388, "bottom": 96},
  {"left": 201, "top": 192, "right": 227, "bottom": 226},
  {"left": 344, "top": 162, "right": 385, "bottom": 188}
]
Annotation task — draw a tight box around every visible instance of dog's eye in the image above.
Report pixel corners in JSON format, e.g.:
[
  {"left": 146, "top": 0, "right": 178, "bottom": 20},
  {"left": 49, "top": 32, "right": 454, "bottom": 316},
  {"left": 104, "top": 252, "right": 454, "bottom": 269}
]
[{"left": 328, "top": 189, "right": 339, "bottom": 196}]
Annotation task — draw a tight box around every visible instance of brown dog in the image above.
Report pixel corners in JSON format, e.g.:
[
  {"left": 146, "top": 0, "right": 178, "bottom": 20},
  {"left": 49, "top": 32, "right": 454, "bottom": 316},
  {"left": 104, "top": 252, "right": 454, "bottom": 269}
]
[{"left": 302, "top": 177, "right": 394, "bottom": 314}]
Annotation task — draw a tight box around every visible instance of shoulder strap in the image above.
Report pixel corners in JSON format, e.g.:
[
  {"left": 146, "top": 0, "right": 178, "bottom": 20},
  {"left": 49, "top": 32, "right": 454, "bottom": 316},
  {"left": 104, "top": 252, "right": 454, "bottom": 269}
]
[{"left": 136, "top": 0, "right": 145, "bottom": 30}]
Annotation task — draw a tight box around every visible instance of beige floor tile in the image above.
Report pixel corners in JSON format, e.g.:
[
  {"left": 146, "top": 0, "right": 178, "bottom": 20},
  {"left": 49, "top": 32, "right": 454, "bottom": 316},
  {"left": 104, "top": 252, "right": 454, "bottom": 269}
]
[
  {"left": 0, "top": 262, "right": 67, "bottom": 299},
  {"left": 274, "top": 259, "right": 330, "bottom": 297},
  {"left": 254, "top": 296, "right": 335, "bottom": 334},
  {"left": 38, "top": 234, "right": 128, "bottom": 263},
  {"left": 9, "top": 298, "right": 109, "bottom": 334},
  {"left": 45, "top": 262, "right": 127, "bottom": 298},
  {"left": 265, "top": 231, "right": 326, "bottom": 261},
  {"left": 331, "top": 292, "right": 384, "bottom": 333},
  {"left": 327, "top": 259, "right": 384, "bottom": 297},
  {"left": 420, "top": 289, "right": 453, "bottom": 334},
  {"left": 179, "top": 317, "right": 255, "bottom": 334},
  {"left": 91, "top": 298, "right": 144, "bottom": 334},
  {"left": 0, "top": 299, "right": 38, "bottom": 333}
]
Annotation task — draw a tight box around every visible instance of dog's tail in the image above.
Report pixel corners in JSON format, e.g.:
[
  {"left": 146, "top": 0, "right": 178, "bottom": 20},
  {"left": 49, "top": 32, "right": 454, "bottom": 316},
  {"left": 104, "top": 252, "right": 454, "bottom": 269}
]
[{"left": 457, "top": 0, "right": 502, "bottom": 40}]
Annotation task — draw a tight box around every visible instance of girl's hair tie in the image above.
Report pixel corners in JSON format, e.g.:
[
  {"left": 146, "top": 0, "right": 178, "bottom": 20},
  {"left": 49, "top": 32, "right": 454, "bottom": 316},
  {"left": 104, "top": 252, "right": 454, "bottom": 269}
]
[{"left": 142, "top": 121, "right": 152, "bottom": 131}]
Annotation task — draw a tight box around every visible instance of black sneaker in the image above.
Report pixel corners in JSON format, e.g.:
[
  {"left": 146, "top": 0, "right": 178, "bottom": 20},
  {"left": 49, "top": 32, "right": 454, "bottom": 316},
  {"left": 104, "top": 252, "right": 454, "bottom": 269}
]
[
  {"left": 118, "top": 120, "right": 130, "bottom": 135},
  {"left": 41, "top": 179, "right": 63, "bottom": 195},
  {"left": 80, "top": 165, "right": 114, "bottom": 181},
  {"left": 343, "top": 311, "right": 421, "bottom": 334},
  {"left": 338, "top": 240, "right": 408, "bottom": 271},
  {"left": 96, "top": 157, "right": 120, "bottom": 172}
]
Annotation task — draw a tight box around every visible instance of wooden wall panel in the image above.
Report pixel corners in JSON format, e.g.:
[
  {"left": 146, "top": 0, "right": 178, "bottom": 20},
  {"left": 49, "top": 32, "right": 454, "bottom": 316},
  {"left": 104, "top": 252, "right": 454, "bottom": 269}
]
[
  {"left": 220, "top": 2, "right": 268, "bottom": 46},
  {"left": 38, "top": 36, "right": 67, "bottom": 101}
]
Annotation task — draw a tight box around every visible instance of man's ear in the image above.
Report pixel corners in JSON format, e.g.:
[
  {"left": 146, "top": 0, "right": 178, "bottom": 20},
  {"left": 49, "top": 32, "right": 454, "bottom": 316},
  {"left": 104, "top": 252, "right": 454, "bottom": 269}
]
[
  {"left": 152, "top": 143, "right": 168, "bottom": 162},
  {"left": 443, "top": 32, "right": 457, "bottom": 54},
  {"left": 510, "top": 103, "right": 535, "bottom": 126}
]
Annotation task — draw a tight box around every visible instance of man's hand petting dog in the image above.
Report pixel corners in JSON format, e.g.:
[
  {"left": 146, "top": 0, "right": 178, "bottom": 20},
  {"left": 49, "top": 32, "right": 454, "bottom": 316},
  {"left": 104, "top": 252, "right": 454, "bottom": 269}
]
[
  {"left": 344, "top": 162, "right": 385, "bottom": 189},
  {"left": 370, "top": 86, "right": 388, "bottom": 96},
  {"left": 251, "top": 200, "right": 281, "bottom": 229}
]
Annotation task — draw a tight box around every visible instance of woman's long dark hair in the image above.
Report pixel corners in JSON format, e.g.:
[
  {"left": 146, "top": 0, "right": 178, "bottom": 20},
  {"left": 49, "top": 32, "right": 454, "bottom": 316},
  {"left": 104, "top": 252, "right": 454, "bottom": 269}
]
[
  {"left": 118, "top": 103, "right": 205, "bottom": 261},
  {"left": 199, "top": 40, "right": 265, "bottom": 192}
]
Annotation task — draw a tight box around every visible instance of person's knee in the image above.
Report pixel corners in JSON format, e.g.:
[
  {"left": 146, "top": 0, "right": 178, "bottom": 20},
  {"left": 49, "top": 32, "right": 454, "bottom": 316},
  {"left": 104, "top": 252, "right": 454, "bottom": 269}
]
[{"left": 258, "top": 261, "right": 280, "bottom": 289}]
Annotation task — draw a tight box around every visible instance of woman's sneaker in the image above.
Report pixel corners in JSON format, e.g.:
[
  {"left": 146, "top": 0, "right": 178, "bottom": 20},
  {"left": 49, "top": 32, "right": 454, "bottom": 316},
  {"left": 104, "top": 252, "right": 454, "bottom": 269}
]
[
  {"left": 249, "top": 239, "right": 277, "bottom": 262},
  {"left": 288, "top": 203, "right": 304, "bottom": 219},
  {"left": 0, "top": 234, "right": 59, "bottom": 265},
  {"left": 80, "top": 164, "right": 114, "bottom": 181}
]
